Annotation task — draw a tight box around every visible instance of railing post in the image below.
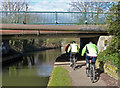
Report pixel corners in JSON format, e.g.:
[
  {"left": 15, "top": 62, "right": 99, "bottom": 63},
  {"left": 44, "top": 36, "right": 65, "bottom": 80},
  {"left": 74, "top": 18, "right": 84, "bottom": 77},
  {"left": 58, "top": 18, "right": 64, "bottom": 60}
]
[
  {"left": 55, "top": 11, "right": 58, "bottom": 24},
  {"left": 84, "top": 12, "right": 87, "bottom": 24},
  {"left": 6, "top": 12, "right": 8, "bottom": 23},
  {"left": 2, "top": 12, "right": 3, "bottom": 24},
  {"left": 23, "top": 11, "right": 24, "bottom": 24}
]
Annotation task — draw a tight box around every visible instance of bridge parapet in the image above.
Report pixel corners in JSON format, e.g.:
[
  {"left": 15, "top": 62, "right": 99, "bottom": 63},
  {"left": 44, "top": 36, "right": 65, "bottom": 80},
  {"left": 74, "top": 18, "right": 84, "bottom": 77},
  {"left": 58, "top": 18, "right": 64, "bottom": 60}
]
[{"left": 0, "top": 11, "right": 110, "bottom": 25}]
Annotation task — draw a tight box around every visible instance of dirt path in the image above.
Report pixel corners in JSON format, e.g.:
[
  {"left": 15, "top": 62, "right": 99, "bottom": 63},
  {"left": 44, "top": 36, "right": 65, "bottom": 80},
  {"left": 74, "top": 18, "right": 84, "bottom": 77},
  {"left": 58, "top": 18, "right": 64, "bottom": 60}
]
[{"left": 54, "top": 61, "right": 117, "bottom": 87}]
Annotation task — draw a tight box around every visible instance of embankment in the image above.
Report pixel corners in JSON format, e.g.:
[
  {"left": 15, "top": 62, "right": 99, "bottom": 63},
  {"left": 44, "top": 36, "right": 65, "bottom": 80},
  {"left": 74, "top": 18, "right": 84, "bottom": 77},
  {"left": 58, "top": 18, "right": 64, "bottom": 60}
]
[{"left": 2, "top": 49, "right": 23, "bottom": 65}]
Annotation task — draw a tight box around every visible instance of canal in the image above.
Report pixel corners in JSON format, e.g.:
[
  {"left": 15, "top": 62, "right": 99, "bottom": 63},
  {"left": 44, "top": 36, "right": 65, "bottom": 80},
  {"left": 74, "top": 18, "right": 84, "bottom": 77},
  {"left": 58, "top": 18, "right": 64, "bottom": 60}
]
[{"left": 2, "top": 49, "right": 62, "bottom": 87}]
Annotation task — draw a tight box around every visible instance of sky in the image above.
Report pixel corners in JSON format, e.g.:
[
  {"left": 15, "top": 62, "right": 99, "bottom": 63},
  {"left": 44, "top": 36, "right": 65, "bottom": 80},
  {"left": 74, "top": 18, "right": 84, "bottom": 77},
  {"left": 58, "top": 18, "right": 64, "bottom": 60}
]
[
  {"left": 0, "top": 0, "right": 119, "bottom": 11},
  {"left": 28, "top": 0, "right": 72, "bottom": 11},
  {"left": 25, "top": 0, "right": 119, "bottom": 11}
]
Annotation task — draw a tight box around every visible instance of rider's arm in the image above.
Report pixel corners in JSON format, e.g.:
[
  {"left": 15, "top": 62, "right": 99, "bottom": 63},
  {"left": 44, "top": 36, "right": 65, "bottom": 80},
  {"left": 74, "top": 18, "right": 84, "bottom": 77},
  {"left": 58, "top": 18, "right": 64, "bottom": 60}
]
[
  {"left": 67, "top": 45, "right": 71, "bottom": 53},
  {"left": 65, "top": 46, "right": 67, "bottom": 51},
  {"left": 81, "top": 45, "right": 86, "bottom": 56},
  {"left": 94, "top": 44, "right": 98, "bottom": 54},
  {"left": 96, "top": 45, "right": 99, "bottom": 54}
]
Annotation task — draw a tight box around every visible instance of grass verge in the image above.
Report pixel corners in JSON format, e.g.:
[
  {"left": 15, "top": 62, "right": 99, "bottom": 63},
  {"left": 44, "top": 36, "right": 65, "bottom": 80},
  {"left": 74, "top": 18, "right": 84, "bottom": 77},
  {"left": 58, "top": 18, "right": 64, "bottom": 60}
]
[{"left": 48, "top": 66, "right": 72, "bottom": 86}]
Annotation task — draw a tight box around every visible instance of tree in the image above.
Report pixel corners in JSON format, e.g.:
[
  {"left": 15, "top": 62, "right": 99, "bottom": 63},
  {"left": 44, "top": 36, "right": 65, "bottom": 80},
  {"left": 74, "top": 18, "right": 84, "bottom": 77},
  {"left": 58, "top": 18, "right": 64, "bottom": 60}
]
[
  {"left": 68, "top": 0, "right": 113, "bottom": 24},
  {"left": 1, "top": 0, "right": 29, "bottom": 11},
  {"left": 107, "top": 2, "right": 120, "bottom": 36},
  {"left": 69, "top": 1, "right": 112, "bottom": 12},
  {"left": 1, "top": 0, "right": 29, "bottom": 23},
  {"left": 97, "top": 2, "right": 120, "bottom": 71}
]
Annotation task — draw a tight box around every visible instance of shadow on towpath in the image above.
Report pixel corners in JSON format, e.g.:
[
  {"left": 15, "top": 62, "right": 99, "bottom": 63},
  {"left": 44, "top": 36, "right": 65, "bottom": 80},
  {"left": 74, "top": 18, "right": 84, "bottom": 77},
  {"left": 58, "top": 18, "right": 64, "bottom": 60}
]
[{"left": 54, "top": 53, "right": 117, "bottom": 87}]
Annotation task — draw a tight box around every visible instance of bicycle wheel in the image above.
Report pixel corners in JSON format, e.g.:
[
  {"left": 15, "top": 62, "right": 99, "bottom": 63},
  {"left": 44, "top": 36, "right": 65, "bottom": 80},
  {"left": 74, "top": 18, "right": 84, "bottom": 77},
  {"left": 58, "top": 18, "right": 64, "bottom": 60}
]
[
  {"left": 86, "top": 63, "right": 89, "bottom": 77},
  {"left": 73, "top": 57, "right": 76, "bottom": 70},
  {"left": 90, "top": 64, "right": 95, "bottom": 83},
  {"left": 90, "top": 64, "right": 93, "bottom": 81}
]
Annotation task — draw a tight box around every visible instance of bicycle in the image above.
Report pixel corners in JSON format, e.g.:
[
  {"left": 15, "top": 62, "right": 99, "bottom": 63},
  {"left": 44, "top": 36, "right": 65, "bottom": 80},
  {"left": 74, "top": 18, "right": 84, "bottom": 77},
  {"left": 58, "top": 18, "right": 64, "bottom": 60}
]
[{"left": 86, "top": 57, "right": 96, "bottom": 83}]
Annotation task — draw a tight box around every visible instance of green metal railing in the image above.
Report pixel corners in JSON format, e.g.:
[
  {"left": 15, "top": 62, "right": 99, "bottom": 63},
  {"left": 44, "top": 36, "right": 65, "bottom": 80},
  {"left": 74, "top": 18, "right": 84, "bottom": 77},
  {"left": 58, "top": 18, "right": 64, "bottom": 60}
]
[{"left": 0, "top": 11, "right": 110, "bottom": 25}]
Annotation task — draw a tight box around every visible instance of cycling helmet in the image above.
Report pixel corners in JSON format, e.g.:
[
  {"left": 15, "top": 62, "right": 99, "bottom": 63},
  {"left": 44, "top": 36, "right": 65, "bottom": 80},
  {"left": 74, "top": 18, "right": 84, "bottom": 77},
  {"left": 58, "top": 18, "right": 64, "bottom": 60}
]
[{"left": 72, "top": 41, "right": 76, "bottom": 43}]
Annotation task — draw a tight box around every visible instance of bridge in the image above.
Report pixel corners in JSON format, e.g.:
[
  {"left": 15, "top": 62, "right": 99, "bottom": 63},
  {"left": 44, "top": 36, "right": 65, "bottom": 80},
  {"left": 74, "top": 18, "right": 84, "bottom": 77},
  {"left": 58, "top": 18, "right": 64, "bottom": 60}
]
[
  {"left": 1, "top": 11, "right": 109, "bottom": 49},
  {"left": 0, "top": 11, "right": 109, "bottom": 39}
]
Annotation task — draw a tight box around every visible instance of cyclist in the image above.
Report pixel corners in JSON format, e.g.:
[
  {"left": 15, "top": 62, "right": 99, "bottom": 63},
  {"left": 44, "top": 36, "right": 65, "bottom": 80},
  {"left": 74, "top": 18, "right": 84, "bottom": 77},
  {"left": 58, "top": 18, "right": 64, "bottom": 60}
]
[
  {"left": 81, "top": 41, "right": 98, "bottom": 69},
  {"left": 68, "top": 41, "right": 79, "bottom": 66}
]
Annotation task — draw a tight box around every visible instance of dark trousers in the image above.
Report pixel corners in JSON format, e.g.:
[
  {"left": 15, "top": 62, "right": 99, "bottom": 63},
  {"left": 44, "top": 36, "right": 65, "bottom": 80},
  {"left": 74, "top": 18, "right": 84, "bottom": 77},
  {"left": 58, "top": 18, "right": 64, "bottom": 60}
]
[
  {"left": 70, "top": 52, "right": 78, "bottom": 63},
  {"left": 86, "top": 55, "right": 97, "bottom": 68}
]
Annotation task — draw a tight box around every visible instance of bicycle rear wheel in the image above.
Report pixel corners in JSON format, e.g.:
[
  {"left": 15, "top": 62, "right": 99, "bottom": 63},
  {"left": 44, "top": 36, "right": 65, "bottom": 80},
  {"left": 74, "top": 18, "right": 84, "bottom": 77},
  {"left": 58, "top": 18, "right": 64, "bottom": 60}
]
[
  {"left": 73, "top": 57, "right": 76, "bottom": 70},
  {"left": 86, "top": 63, "right": 89, "bottom": 77},
  {"left": 90, "top": 64, "right": 95, "bottom": 83}
]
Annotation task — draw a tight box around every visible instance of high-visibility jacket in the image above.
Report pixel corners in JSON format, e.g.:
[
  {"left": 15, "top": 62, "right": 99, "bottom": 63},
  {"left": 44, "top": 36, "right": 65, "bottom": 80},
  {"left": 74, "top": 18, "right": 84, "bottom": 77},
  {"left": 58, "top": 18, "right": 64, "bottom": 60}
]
[
  {"left": 81, "top": 43, "right": 98, "bottom": 57},
  {"left": 68, "top": 43, "right": 79, "bottom": 53}
]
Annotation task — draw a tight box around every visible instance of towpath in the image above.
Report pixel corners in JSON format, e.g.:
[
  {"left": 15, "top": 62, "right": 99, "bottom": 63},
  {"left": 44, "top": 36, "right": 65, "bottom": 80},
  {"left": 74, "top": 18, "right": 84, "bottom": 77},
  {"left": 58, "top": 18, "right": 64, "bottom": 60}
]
[{"left": 54, "top": 60, "right": 118, "bottom": 87}]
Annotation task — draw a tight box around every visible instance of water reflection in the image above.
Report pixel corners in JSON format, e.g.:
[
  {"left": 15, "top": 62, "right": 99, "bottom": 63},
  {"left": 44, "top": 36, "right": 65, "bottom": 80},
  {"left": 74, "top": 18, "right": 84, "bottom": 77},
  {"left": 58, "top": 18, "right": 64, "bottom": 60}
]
[
  {"left": 22, "top": 55, "right": 35, "bottom": 66},
  {"left": 2, "top": 49, "right": 61, "bottom": 86}
]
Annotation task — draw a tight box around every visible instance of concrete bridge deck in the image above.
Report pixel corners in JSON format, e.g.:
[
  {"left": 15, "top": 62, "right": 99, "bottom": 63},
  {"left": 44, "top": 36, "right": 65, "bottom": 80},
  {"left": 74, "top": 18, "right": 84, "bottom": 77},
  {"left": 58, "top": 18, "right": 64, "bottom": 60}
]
[
  {"left": 0, "top": 24, "right": 107, "bottom": 32},
  {"left": 0, "top": 24, "right": 108, "bottom": 39}
]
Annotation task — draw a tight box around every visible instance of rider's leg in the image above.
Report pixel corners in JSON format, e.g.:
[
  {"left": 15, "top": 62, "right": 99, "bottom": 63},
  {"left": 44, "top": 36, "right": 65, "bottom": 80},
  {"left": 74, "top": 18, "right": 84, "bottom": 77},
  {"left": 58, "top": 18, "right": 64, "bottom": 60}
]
[
  {"left": 92, "top": 57, "right": 97, "bottom": 69},
  {"left": 86, "top": 55, "right": 89, "bottom": 69},
  {"left": 75, "top": 53, "right": 78, "bottom": 62},
  {"left": 70, "top": 53, "right": 72, "bottom": 66}
]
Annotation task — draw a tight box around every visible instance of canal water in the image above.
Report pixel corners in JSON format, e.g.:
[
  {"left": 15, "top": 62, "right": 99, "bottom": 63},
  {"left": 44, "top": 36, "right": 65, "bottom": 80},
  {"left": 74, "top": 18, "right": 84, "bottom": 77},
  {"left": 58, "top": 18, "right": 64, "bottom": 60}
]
[{"left": 2, "top": 49, "right": 62, "bottom": 86}]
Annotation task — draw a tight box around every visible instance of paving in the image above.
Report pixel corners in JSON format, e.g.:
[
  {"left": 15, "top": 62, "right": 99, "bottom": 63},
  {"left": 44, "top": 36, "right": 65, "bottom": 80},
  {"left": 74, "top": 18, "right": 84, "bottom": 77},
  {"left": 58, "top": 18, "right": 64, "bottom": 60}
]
[{"left": 55, "top": 61, "right": 107, "bottom": 86}]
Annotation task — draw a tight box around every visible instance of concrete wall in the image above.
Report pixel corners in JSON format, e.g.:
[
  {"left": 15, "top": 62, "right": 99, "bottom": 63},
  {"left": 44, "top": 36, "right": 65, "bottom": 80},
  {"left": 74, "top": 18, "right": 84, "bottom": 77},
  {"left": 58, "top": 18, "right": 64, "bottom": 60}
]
[
  {"left": 96, "top": 36, "right": 120, "bottom": 80},
  {"left": 96, "top": 59, "right": 120, "bottom": 80},
  {"left": 97, "top": 36, "right": 113, "bottom": 53}
]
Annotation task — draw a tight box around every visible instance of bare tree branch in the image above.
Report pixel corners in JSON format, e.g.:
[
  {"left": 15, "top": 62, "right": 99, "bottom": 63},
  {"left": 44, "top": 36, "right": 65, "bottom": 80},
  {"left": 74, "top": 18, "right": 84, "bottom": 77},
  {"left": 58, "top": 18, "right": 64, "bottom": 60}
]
[
  {"left": 69, "top": 1, "right": 112, "bottom": 13},
  {"left": 1, "top": 0, "right": 29, "bottom": 11}
]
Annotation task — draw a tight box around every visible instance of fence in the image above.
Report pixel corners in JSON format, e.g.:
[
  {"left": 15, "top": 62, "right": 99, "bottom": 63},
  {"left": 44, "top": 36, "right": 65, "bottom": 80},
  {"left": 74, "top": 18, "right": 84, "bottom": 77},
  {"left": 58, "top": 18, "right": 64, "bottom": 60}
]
[{"left": 0, "top": 11, "right": 110, "bottom": 25}]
